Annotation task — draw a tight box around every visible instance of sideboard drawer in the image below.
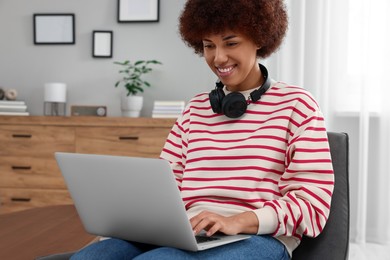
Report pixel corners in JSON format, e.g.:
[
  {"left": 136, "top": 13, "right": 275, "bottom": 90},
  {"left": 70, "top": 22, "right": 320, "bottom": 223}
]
[
  {"left": 0, "top": 188, "right": 73, "bottom": 214},
  {"left": 0, "top": 125, "right": 75, "bottom": 156},
  {"left": 0, "top": 156, "right": 66, "bottom": 189},
  {"left": 75, "top": 126, "right": 170, "bottom": 158}
]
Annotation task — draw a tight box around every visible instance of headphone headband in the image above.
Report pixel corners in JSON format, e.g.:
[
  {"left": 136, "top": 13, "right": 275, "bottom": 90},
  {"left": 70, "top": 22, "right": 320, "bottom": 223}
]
[{"left": 250, "top": 64, "right": 271, "bottom": 102}]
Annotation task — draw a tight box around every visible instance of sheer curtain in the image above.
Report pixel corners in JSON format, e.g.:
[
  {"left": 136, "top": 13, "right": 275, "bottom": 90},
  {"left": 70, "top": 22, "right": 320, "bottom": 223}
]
[{"left": 265, "top": 0, "right": 390, "bottom": 245}]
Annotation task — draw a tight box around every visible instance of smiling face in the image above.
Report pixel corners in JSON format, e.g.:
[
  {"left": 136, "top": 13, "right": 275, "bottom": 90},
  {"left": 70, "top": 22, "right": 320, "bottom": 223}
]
[{"left": 202, "top": 31, "right": 262, "bottom": 92}]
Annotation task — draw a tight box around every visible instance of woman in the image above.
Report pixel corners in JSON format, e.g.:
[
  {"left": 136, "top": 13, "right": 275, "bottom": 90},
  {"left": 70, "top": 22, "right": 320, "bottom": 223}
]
[{"left": 72, "top": 0, "right": 333, "bottom": 259}]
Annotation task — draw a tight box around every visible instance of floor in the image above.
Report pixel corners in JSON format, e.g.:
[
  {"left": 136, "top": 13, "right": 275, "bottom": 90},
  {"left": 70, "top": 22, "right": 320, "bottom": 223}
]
[{"left": 349, "top": 243, "right": 390, "bottom": 260}]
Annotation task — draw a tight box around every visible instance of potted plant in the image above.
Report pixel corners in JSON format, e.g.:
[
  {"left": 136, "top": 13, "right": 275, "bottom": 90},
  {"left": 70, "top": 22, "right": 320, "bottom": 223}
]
[{"left": 114, "top": 59, "right": 162, "bottom": 117}]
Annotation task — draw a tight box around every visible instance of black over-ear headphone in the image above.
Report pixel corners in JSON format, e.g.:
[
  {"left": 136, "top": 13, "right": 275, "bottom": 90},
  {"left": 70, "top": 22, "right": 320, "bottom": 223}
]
[{"left": 209, "top": 63, "right": 271, "bottom": 118}]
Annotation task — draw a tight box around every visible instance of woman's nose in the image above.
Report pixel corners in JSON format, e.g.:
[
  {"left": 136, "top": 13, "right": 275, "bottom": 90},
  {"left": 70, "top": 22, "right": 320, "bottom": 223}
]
[{"left": 214, "top": 47, "right": 228, "bottom": 64}]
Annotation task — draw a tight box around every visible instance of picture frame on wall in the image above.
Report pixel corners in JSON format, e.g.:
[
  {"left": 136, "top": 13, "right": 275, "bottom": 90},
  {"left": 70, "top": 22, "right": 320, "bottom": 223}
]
[
  {"left": 33, "top": 13, "right": 75, "bottom": 44},
  {"left": 117, "top": 0, "right": 159, "bottom": 23},
  {"left": 92, "top": 31, "right": 113, "bottom": 58}
]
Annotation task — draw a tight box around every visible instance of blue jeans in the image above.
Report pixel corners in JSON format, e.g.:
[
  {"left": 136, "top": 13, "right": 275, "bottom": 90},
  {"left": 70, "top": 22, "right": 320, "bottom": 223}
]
[{"left": 70, "top": 235, "right": 289, "bottom": 260}]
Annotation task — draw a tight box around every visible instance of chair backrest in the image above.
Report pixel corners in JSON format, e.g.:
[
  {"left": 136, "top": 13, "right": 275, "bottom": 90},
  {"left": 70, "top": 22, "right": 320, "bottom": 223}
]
[{"left": 292, "top": 132, "right": 350, "bottom": 260}]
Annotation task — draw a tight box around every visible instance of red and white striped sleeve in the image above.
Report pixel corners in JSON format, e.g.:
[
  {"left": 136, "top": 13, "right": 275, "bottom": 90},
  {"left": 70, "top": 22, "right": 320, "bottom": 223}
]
[{"left": 257, "top": 108, "right": 334, "bottom": 239}]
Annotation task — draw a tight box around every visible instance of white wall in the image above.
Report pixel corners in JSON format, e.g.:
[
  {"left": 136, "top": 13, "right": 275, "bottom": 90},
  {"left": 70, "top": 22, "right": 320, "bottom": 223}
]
[{"left": 0, "top": 0, "right": 216, "bottom": 117}]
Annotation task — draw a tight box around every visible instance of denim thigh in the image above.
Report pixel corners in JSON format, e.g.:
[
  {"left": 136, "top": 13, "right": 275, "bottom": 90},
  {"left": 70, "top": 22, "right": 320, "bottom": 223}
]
[{"left": 71, "top": 235, "right": 289, "bottom": 260}]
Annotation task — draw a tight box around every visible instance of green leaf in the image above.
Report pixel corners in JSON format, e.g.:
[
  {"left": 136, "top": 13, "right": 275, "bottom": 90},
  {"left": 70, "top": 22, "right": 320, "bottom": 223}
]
[
  {"left": 148, "top": 60, "right": 162, "bottom": 65},
  {"left": 135, "top": 60, "right": 145, "bottom": 66}
]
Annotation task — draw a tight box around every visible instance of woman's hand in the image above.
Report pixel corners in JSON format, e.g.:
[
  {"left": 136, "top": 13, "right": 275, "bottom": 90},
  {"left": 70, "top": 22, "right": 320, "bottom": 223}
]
[{"left": 190, "top": 211, "right": 259, "bottom": 237}]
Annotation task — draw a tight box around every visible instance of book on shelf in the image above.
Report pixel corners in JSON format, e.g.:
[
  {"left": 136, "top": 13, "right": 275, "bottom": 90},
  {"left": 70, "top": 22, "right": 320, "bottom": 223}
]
[
  {"left": 152, "top": 109, "right": 184, "bottom": 114},
  {"left": 0, "top": 100, "right": 26, "bottom": 106},
  {"left": 0, "top": 104, "right": 28, "bottom": 112},
  {"left": 0, "top": 111, "right": 30, "bottom": 116},
  {"left": 152, "top": 114, "right": 182, "bottom": 118},
  {"left": 152, "top": 100, "right": 185, "bottom": 118},
  {"left": 153, "top": 101, "right": 185, "bottom": 106},
  {"left": 0, "top": 100, "right": 29, "bottom": 115}
]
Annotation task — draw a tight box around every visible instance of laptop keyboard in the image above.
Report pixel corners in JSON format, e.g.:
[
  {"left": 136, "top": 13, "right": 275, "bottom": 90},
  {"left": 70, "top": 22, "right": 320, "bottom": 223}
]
[{"left": 195, "top": 235, "right": 220, "bottom": 244}]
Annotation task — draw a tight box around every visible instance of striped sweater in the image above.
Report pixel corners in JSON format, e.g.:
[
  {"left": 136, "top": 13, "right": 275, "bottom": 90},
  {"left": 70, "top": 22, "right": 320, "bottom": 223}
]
[{"left": 160, "top": 81, "right": 334, "bottom": 254}]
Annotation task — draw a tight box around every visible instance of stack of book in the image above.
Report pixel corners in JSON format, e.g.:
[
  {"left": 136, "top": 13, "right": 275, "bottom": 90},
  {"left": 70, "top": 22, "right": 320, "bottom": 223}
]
[
  {"left": 152, "top": 101, "right": 185, "bottom": 118},
  {"left": 0, "top": 100, "right": 29, "bottom": 116}
]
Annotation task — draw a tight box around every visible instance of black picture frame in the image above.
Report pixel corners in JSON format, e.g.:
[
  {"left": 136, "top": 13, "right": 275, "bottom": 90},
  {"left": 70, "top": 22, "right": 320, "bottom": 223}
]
[
  {"left": 33, "top": 13, "right": 75, "bottom": 45},
  {"left": 92, "top": 31, "right": 113, "bottom": 58},
  {"left": 117, "top": 0, "right": 159, "bottom": 23}
]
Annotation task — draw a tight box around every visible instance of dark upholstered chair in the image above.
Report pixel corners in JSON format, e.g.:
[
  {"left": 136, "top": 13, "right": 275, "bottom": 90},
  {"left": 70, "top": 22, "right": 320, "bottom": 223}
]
[
  {"left": 292, "top": 132, "right": 350, "bottom": 260},
  {"left": 37, "top": 132, "right": 350, "bottom": 260}
]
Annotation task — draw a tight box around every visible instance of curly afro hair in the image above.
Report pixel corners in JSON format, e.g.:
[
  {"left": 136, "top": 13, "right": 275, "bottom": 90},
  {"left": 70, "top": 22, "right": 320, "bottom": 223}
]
[{"left": 179, "top": 0, "right": 288, "bottom": 58}]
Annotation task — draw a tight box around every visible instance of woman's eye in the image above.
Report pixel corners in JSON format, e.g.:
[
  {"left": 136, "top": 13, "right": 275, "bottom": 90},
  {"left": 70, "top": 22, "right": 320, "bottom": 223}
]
[{"left": 227, "top": 42, "right": 238, "bottom": 47}]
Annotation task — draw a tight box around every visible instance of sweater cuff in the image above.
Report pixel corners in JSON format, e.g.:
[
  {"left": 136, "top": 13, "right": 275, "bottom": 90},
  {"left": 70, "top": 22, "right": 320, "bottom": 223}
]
[{"left": 253, "top": 207, "right": 279, "bottom": 235}]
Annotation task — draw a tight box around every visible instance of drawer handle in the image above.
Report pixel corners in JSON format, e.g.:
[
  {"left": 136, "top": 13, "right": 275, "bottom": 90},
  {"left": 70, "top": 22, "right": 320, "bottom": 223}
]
[
  {"left": 12, "top": 166, "right": 32, "bottom": 170},
  {"left": 118, "top": 136, "right": 139, "bottom": 140},
  {"left": 12, "top": 134, "right": 32, "bottom": 138},
  {"left": 11, "top": 197, "right": 31, "bottom": 202}
]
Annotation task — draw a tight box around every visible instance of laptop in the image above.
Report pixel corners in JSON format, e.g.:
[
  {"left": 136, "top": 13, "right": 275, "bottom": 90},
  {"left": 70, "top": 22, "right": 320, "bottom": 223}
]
[{"left": 55, "top": 152, "right": 251, "bottom": 251}]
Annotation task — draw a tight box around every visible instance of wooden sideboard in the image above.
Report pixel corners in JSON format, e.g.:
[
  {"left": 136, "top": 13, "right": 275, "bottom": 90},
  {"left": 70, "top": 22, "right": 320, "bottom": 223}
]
[{"left": 0, "top": 116, "right": 176, "bottom": 214}]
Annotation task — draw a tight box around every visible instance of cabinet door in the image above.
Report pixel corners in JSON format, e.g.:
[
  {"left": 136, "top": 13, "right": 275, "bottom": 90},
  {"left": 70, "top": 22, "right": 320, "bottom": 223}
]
[{"left": 75, "top": 127, "right": 170, "bottom": 158}]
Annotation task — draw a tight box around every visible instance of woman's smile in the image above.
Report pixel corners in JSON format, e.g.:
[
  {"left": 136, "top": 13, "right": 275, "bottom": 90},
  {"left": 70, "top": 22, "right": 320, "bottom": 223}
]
[{"left": 216, "top": 65, "right": 236, "bottom": 78}]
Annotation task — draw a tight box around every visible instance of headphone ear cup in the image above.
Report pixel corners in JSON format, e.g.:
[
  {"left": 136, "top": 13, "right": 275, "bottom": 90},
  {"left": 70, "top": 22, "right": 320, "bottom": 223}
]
[
  {"left": 221, "top": 92, "right": 248, "bottom": 118},
  {"left": 209, "top": 88, "right": 225, "bottom": 113}
]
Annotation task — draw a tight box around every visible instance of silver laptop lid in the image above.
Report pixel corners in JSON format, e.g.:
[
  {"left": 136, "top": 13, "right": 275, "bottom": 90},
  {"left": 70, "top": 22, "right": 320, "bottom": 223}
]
[{"left": 55, "top": 152, "right": 199, "bottom": 251}]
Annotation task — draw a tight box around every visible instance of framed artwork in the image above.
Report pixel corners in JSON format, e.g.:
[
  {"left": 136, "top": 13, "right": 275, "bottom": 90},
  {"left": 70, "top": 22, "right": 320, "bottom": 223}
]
[
  {"left": 33, "top": 14, "right": 75, "bottom": 44},
  {"left": 92, "top": 31, "right": 113, "bottom": 58},
  {"left": 117, "top": 0, "right": 159, "bottom": 23}
]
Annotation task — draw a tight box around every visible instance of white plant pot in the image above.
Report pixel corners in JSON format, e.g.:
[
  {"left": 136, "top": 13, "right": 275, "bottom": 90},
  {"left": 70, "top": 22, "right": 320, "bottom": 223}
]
[{"left": 121, "top": 95, "right": 143, "bottom": 117}]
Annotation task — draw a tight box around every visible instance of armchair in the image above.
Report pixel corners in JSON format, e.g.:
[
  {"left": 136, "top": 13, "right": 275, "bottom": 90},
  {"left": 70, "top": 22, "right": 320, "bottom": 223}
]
[{"left": 292, "top": 132, "right": 350, "bottom": 259}]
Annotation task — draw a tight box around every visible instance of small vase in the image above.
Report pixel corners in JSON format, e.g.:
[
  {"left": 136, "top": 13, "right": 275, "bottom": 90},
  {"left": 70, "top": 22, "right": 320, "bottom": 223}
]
[{"left": 121, "top": 95, "right": 143, "bottom": 117}]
